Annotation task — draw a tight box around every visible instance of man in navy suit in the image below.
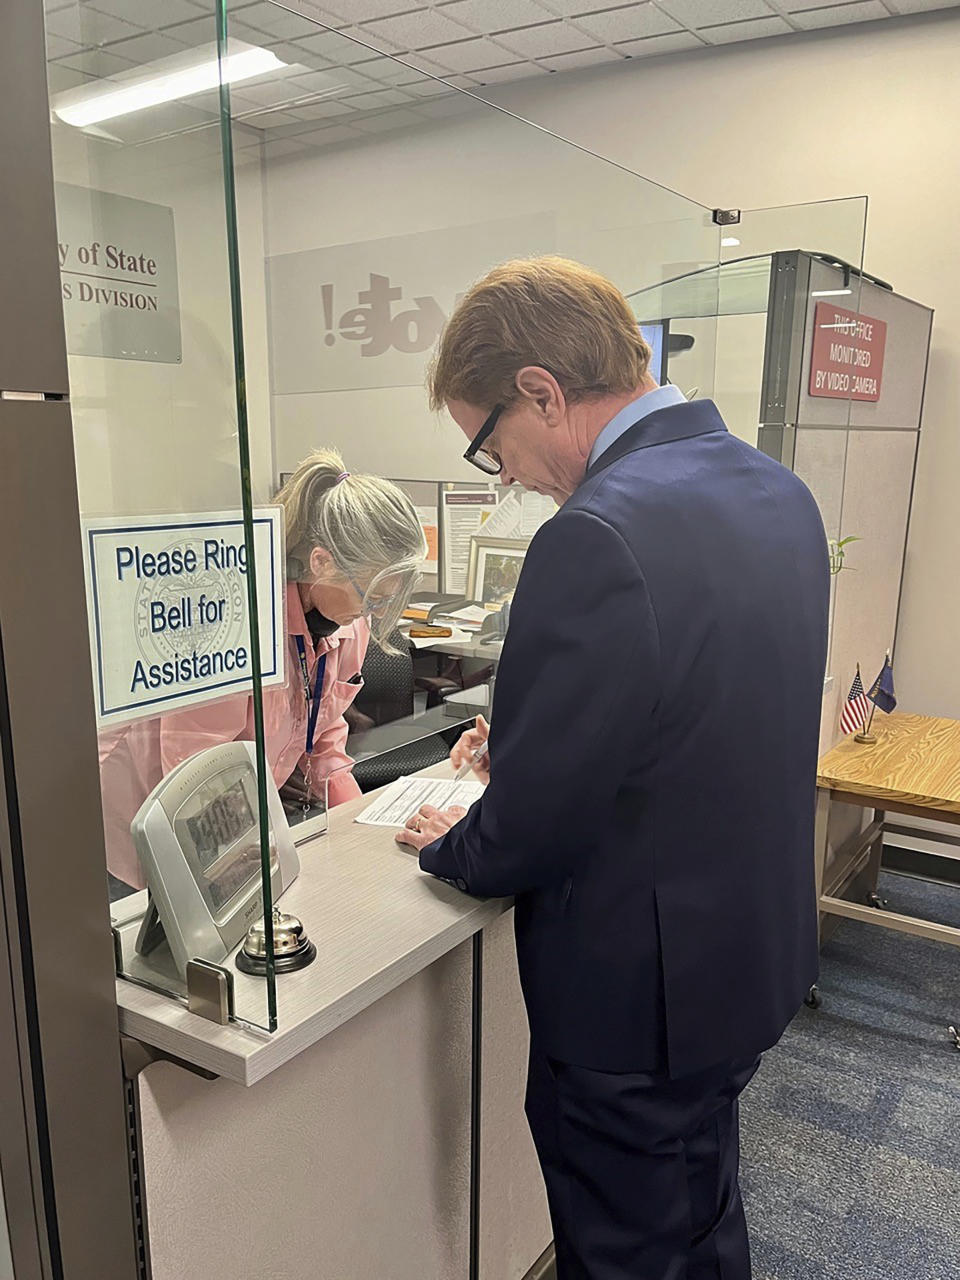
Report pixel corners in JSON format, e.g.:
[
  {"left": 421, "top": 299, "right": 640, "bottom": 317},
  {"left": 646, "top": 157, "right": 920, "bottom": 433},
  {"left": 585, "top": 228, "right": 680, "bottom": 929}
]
[{"left": 397, "top": 257, "right": 829, "bottom": 1279}]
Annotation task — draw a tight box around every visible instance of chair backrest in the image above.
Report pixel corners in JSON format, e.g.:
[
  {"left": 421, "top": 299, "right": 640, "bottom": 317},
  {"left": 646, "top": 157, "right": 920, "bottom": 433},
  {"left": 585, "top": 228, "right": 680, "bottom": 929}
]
[{"left": 352, "top": 627, "right": 415, "bottom": 726}]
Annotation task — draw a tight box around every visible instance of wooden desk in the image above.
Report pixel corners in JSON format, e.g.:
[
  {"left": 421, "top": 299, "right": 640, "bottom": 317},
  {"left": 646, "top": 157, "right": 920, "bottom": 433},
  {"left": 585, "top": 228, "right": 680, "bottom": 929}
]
[{"left": 815, "top": 712, "right": 960, "bottom": 957}]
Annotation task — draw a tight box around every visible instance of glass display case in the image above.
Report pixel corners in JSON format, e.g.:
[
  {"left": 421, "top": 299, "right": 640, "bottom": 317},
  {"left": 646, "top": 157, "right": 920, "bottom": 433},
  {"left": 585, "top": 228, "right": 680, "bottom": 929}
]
[{"left": 46, "top": 0, "right": 917, "bottom": 1034}]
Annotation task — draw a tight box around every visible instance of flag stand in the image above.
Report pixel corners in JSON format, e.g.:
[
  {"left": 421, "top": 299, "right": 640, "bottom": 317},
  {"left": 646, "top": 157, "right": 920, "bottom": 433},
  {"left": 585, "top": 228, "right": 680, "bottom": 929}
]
[{"left": 855, "top": 702, "right": 878, "bottom": 745}]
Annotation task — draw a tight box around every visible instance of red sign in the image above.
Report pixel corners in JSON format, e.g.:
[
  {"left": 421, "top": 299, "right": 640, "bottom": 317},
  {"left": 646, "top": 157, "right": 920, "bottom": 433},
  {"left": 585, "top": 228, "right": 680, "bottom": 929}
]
[{"left": 808, "top": 301, "right": 887, "bottom": 402}]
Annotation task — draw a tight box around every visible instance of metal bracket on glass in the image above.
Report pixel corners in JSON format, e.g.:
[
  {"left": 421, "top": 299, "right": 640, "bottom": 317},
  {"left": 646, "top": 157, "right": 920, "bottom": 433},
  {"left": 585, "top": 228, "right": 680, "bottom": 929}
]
[
  {"left": 712, "top": 208, "right": 741, "bottom": 226},
  {"left": 185, "top": 958, "right": 235, "bottom": 1026},
  {"left": 0, "top": 389, "right": 68, "bottom": 400}
]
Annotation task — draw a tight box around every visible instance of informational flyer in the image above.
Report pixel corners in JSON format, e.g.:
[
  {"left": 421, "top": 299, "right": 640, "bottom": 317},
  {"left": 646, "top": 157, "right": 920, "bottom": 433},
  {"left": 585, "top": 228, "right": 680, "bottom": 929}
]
[{"left": 441, "top": 489, "right": 497, "bottom": 593}]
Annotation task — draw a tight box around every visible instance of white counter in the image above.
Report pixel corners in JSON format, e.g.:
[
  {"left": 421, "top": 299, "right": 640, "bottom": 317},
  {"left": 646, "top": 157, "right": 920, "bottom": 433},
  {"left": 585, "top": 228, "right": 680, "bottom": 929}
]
[{"left": 116, "top": 764, "right": 509, "bottom": 1085}]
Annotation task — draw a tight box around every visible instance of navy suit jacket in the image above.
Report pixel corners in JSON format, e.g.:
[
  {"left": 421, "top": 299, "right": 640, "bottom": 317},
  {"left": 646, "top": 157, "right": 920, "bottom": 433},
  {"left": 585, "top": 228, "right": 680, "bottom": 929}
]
[{"left": 421, "top": 399, "right": 830, "bottom": 1077}]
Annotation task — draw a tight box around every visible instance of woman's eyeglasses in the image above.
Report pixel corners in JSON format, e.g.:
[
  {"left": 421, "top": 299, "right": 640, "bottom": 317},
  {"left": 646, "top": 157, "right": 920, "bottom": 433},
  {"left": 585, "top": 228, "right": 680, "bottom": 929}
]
[{"left": 463, "top": 405, "right": 504, "bottom": 476}]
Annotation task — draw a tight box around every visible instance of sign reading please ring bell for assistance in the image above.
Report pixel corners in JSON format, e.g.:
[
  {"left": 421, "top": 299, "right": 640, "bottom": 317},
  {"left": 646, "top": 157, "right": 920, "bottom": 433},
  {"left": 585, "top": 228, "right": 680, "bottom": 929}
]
[
  {"left": 809, "top": 301, "right": 887, "bottom": 402},
  {"left": 83, "top": 510, "right": 284, "bottom": 727}
]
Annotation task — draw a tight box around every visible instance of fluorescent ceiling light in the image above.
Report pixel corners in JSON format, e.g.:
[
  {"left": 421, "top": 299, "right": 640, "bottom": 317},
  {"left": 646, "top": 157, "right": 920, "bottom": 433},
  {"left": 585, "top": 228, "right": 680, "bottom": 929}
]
[
  {"left": 54, "top": 47, "right": 286, "bottom": 127},
  {"left": 721, "top": 236, "right": 740, "bottom": 247},
  {"left": 811, "top": 288, "right": 852, "bottom": 297}
]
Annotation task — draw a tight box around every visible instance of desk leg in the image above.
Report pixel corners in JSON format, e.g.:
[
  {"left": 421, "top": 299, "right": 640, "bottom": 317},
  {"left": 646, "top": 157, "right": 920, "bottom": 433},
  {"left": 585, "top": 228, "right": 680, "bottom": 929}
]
[
  {"left": 814, "top": 788, "right": 831, "bottom": 935},
  {"left": 865, "top": 808, "right": 888, "bottom": 910}
]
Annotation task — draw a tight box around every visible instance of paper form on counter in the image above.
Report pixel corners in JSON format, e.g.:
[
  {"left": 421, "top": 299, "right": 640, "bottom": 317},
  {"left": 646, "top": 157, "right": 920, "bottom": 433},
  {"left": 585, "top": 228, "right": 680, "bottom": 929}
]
[{"left": 356, "top": 775, "right": 485, "bottom": 828}]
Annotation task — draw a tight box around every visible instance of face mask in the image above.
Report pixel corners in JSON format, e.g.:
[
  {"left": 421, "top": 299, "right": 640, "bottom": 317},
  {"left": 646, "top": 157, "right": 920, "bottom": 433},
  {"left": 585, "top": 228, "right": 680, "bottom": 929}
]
[{"left": 305, "top": 608, "right": 340, "bottom": 640}]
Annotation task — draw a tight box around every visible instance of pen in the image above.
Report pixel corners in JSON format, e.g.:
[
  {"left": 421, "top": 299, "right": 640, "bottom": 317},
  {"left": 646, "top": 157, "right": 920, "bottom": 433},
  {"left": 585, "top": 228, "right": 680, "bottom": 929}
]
[{"left": 454, "top": 739, "right": 488, "bottom": 782}]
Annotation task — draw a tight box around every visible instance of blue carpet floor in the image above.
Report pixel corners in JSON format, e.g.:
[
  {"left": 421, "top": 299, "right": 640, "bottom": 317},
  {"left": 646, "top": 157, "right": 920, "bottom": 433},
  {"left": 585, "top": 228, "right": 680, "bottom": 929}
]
[{"left": 741, "top": 872, "right": 960, "bottom": 1280}]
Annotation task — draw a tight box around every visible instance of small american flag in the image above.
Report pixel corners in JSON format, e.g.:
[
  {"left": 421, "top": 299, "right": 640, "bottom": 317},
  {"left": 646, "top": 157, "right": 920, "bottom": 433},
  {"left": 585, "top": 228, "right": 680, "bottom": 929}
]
[{"left": 840, "top": 667, "right": 871, "bottom": 735}]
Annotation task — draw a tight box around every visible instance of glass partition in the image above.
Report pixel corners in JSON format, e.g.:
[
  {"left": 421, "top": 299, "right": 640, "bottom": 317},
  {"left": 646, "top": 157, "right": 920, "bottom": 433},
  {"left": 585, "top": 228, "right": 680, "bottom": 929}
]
[
  {"left": 43, "top": 0, "right": 280, "bottom": 1029},
  {"left": 629, "top": 198, "right": 871, "bottom": 708},
  {"left": 221, "top": 1, "right": 724, "bottom": 836}
]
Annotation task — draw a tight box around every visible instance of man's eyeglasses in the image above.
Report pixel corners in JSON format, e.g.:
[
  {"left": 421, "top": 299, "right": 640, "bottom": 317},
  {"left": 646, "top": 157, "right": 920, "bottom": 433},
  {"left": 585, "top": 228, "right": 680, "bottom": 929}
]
[{"left": 463, "top": 405, "right": 504, "bottom": 476}]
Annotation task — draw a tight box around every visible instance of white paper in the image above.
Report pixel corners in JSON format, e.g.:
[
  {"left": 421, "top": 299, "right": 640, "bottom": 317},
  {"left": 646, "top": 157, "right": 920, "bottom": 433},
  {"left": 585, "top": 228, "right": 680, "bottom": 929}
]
[
  {"left": 441, "top": 490, "right": 497, "bottom": 592},
  {"left": 480, "top": 491, "right": 523, "bottom": 539},
  {"left": 519, "top": 491, "right": 556, "bottom": 538},
  {"left": 432, "top": 604, "right": 488, "bottom": 631},
  {"left": 356, "top": 775, "right": 485, "bottom": 827}
]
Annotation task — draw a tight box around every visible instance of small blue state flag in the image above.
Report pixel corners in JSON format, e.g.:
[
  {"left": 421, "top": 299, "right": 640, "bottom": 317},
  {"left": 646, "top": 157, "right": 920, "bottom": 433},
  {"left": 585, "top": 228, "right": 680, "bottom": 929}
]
[{"left": 867, "top": 655, "right": 897, "bottom": 715}]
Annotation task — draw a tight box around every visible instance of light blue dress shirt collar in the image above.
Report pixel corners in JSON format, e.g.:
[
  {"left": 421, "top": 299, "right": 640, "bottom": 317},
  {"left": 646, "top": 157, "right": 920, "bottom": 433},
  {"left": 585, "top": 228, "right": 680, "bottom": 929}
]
[{"left": 587, "top": 384, "right": 688, "bottom": 469}]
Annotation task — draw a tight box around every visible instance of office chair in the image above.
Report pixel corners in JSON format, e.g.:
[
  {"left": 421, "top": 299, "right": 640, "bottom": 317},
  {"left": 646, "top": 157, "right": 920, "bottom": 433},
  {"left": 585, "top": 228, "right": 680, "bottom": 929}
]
[{"left": 346, "top": 628, "right": 455, "bottom": 792}]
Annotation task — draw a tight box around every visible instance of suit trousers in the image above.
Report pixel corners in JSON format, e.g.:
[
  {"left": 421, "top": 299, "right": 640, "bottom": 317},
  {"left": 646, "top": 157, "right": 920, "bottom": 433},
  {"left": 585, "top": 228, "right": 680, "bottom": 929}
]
[{"left": 525, "top": 1045, "right": 760, "bottom": 1280}]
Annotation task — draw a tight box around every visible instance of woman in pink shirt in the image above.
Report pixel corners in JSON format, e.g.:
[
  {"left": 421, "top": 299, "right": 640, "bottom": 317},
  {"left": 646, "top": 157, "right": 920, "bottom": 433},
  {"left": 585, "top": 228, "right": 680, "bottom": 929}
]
[{"left": 100, "top": 449, "right": 426, "bottom": 890}]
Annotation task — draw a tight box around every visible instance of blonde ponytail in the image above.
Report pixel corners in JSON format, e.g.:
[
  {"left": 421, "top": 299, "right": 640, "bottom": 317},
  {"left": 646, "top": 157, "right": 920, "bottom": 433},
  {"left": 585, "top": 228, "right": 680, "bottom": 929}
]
[{"left": 275, "top": 449, "right": 425, "bottom": 647}]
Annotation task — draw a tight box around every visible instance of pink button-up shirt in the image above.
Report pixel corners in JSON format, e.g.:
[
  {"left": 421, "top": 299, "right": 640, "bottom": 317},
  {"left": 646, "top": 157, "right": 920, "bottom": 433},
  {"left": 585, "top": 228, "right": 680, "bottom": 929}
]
[{"left": 99, "top": 584, "right": 369, "bottom": 888}]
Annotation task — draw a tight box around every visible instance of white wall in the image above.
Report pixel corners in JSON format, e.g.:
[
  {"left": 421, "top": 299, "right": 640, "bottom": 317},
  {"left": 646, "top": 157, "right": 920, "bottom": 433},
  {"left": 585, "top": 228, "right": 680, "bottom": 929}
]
[
  {"left": 49, "top": 121, "right": 273, "bottom": 517},
  {"left": 474, "top": 10, "right": 960, "bottom": 719}
]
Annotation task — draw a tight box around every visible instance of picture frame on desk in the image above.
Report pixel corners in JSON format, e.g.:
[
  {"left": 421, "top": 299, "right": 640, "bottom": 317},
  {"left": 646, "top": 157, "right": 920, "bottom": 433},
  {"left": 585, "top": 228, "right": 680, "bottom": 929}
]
[{"left": 466, "top": 537, "right": 527, "bottom": 608}]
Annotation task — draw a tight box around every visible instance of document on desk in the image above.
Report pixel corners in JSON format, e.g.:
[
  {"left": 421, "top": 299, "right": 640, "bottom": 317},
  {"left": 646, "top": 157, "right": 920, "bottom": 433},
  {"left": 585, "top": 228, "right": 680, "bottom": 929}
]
[{"left": 356, "top": 775, "right": 485, "bottom": 828}]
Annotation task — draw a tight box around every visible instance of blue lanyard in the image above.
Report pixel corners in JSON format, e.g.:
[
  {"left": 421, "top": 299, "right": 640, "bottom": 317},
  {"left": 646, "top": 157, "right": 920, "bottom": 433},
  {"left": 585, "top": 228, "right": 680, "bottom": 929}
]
[{"left": 295, "top": 635, "right": 327, "bottom": 756}]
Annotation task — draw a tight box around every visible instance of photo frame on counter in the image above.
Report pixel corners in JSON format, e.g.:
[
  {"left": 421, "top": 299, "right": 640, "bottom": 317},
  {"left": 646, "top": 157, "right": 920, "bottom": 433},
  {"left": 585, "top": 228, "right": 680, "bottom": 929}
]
[{"left": 466, "top": 537, "right": 527, "bottom": 608}]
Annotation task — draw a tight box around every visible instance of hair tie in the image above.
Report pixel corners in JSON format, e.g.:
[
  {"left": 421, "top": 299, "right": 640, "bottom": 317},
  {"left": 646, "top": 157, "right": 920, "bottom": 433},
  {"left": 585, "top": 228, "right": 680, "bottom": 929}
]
[{"left": 335, "top": 471, "right": 350, "bottom": 484}]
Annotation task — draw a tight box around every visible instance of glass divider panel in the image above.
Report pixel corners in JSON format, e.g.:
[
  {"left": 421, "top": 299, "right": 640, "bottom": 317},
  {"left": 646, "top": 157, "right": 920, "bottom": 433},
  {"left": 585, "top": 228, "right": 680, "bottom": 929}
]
[{"left": 43, "top": 0, "right": 278, "bottom": 1031}]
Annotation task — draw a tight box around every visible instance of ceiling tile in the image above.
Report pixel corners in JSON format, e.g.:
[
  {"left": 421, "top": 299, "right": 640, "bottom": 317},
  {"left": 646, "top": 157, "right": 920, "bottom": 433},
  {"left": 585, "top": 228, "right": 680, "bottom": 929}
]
[
  {"left": 394, "top": 50, "right": 461, "bottom": 74},
  {"left": 777, "top": 0, "right": 866, "bottom": 8},
  {"left": 323, "top": 0, "right": 418, "bottom": 19},
  {"left": 231, "top": 77, "right": 309, "bottom": 107},
  {"left": 45, "top": 6, "right": 145, "bottom": 45},
  {"left": 540, "top": 44, "right": 624, "bottom": 68},
  {"left": 875, "top": 0, "right": 960, "bottom": 10},
  {"left": 290, "top": 98, "right": 355, "bottom": 118},
  {"left": 287, "top": 67, "right": 358, "bottom": 94},
  {"left": 296, "top": 28, "right": 395, "bottom": 64},
  {"left": 360, "top": 11, "right": 474, "bottom": 50},
  {"left": 55, "top": 49, "right": 137, "bottom": 77},
  {"left": 658, "top": 0, "right": 774, "bottom": 26},
  {"left": 91, "top": 0, "right": 203, "bottom": 25},
  {"left": 470, "top": 59, "right": 550, "bottom": 81},
  {"left": 232, "top": 2, "right": 320, "bottom": 38},
  {"left": 572, "top": 5, "right": 681, "bottom": 42},
  {"left": 47, "top": 63, "right": 93, "bottom": 92},
  {"left": 44, "top": 33, "right": 83, "bottom": 60},
  {"left": 104, "top": 33, "right": 192, "bottom": 65},
  {"left": 441, "top": 0, "right": 554, "bottom": 31},
  {"left": 236, "top": 108, "right": 305, "bottom": 128},
  {"left": 354, "top": 56, "right": 426, "bottom": 83},
  {"left": 617, "top": 29, "right": 706, "bottom": 54},
  {"left": 791, "top": 0, "right": 894, "bottom": 24},
  {"left": 343, "top": 88, "right": 415, "bottom": 110},
  {"left": 403, "top": 75, "right": 463, "bottom": 95},
  {"left": 497, "top": 20, "right": 597, "bottom": 55},
  {"left": 535, "top": 0, "right": 633, "bottom": 13},
  {"left": 700, "top": 15, "right": 793, "bottom": 40},
  {"left": 162, "top": 17, "right": 220, "bottom": 48},
  {"left": 265, "top": 40, "right": 323, "bottom": 66},
  {"left": 421, "top": 36, "right": 526, "bottom": 70}
]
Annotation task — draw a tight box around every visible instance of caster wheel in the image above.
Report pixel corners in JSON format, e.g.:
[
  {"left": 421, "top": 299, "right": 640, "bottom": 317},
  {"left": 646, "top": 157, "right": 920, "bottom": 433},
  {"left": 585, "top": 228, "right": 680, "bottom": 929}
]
[
  {"left": 867, "top": 891, "right": 889, "bottom": 910},
  {"left": 805, "top": 985, "right": 822, "bottom": 1010}
]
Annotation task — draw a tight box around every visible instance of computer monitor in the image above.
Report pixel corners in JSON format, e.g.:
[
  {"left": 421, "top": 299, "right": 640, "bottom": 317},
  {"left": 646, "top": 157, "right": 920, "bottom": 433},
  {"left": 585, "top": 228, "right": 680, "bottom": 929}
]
[{"left": 639, "top": 321, "right": 669, "bottom": 385}]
